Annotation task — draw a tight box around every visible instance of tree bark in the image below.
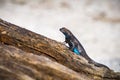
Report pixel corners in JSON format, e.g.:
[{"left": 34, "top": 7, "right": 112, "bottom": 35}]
[{"left": 0, "top": 18, "right": 120, "bottom": 80}]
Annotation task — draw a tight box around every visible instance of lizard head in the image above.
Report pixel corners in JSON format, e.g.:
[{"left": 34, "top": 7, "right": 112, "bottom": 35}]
[{"left": 59, "top": 27, "right": 73, "bottom": 38}]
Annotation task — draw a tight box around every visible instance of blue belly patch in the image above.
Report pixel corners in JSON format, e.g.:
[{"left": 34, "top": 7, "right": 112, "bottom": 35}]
[{"left": 73, "top": 47, "right": 80, "bottom": 55}]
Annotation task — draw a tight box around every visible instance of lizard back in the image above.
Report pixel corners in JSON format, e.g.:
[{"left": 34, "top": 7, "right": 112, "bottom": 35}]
[{"left": 60, "top": 27, "right": 110, "bottom": 69}]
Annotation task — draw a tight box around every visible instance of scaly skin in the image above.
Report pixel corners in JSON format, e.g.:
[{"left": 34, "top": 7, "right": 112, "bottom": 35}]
[{"left": 60, "top": 27, "right": 110, "bottom": 69}]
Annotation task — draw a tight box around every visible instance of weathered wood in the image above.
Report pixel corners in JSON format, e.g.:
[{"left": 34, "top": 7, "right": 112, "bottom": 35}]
[
  {"left": 0, "top": 43, "right": 87, "bottom": 80},
  {"left": 0, "top": 18, "right": 120, "bottom": 80}
]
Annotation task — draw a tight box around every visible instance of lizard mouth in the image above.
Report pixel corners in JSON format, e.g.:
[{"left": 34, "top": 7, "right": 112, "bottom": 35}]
[
  {"left": 59, "top": 27, "right": 66, "bottom": 33},
  {"left": 59, "top": 27, "right": 63, "bottom": 31},
  {"left": 60, "top": 27, "right": 71, "bottom": 36},
  {"left": 59, "top": 28, "right": 62, "bottom": 31}
]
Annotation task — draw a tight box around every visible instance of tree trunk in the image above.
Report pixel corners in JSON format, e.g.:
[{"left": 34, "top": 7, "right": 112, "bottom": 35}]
[{"left": 0, "top": 18, "right": 120, "bottom": 80}]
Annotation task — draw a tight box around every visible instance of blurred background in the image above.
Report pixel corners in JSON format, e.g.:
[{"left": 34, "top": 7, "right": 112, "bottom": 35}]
[{"left": 0, "top": 0, "right": 120, "bottom": 72}]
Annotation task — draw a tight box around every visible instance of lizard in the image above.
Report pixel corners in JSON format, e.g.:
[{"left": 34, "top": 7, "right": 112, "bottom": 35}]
[{"left": 60, "top": 27, "right": 110, "bottom": 69}]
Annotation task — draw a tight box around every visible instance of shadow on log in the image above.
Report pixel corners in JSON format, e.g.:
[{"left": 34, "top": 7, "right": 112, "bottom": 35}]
[{"left": 0, "top": 18, "right": 120, "bottom": 80}]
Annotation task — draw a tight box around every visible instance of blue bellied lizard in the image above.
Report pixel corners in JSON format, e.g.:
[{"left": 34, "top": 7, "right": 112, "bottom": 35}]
[{"left": 60, "top": 27, "right": 110, "bottom": 69}]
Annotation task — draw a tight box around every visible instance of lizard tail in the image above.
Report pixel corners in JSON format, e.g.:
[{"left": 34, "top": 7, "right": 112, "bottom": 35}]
[{"left": 89, "top": 60, "right": 110, "bottom": 70}]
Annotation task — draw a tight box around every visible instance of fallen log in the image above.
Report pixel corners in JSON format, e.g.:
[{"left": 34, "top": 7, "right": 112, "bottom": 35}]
[
  {"left": 0, "top": 18, "right": 120, "bottom": 80},
  {"left": 0, "top": 43, "right": 86, "bottom": 80}
]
